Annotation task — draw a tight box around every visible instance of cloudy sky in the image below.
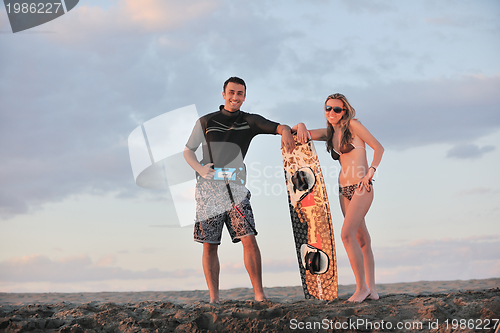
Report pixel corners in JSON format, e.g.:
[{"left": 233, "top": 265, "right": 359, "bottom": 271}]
[{"left": 1, "top": 0, "right": 499, "bottom": 293}]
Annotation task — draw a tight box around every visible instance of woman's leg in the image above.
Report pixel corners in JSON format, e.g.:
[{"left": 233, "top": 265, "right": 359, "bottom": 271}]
[
  {"left": 356, "top": 220, "right": 379, "bottom": 300},
  {"left": 340, "top": 186, "right": 374, "bottom": 302}
]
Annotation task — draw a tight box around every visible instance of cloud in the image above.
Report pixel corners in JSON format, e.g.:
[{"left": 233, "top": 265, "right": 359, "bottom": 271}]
[
  {"left": 0, "top": 254, "right": 201, "bottom": 283},
  {"left": 268, "top": 75, "right": 500, "bottom": 151},
  {"left": 96, "top": 254, "right": 117, "bottom": 267},
  {"left": 373, "top": 235, "right": 500, "bottom": 283},
  {"left": 1, "top": 1, "right": 499, "bottom": 221},
  {"left": 339, "top": 0, "right": 396, "bottom": 14},
  {"left": 216, "top": 258, "right": 299, "bottom": 276},
  {"left": 0, "top": 0, "right": 296, "bottom": 219},
  {"left": 342, "top": 75, "right": 500, "bottom": 150},
  {"left": 446, "top": 143, "right": 495, "bottom": 159},
  {"left": 38, "top": 0, "right": 221, "bottom": 44},
  {"left": 457, "top": 187, "right": 497, "bottom": 197},
  {"left": 2, "top": 235, "right": 497, "bottom": 288},
  {"left": 263, "top": 258, "right": 299, "bottom": 274},
  {"left": 120, "top": 0, "right": 220, "bottom": 31},
  {"left": 262, "top": 235, "right": 500, "bottom": 285},
  {"left": 425, "top": 11, "right": 497, "bottom": 30}
]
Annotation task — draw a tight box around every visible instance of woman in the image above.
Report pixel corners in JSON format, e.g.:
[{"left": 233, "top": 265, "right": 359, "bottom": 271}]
[{"left": 294, "top": 93, "right": 384, "bottom": 302}]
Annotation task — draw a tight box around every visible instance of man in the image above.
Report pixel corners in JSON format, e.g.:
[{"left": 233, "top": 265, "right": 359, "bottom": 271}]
[{"left": 183, "top": 77, "right": 295, "bottom": 303}]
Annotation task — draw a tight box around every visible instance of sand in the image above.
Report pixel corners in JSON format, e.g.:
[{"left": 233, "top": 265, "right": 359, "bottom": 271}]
[{"left": 1, "top": 278, "right": 499, "bottom": 332}]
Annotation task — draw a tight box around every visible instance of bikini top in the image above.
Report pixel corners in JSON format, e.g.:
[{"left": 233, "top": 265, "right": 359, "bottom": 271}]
[{"left": 330, "top": 143, "right": 365, "bottom": 160}]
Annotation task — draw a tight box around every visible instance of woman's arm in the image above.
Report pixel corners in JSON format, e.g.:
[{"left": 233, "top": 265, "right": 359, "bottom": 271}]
[
  {"left": 350, "top": 119, "right": 384, "bottom": 185},
  {"left": 292, "top": 123, "right": 328, "bottom": 143},
  {"left": 350, "top": 120, "right": 384, "bottom": 168}
]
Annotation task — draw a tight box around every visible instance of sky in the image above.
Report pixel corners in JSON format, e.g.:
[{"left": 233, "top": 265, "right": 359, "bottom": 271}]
[{"left": 0, "top": 0, "right": 499, "bottom": 293}]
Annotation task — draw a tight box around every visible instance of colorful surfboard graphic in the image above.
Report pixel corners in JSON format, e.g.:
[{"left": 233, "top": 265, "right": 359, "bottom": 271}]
[{"left": 281, "top": 135, "right": 338, "bottom": 300}]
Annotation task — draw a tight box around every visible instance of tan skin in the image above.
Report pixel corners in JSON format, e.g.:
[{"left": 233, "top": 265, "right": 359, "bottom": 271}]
[
  {"left": 293, "top": 98, "right": 384, "bottom": 303},
  {"left": 183, "top": 82, "right": 295, "bottom": 303}
]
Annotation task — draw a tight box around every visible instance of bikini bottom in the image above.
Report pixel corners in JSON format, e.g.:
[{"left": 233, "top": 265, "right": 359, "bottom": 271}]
[
  {"left": 339, "top": 184, "right": 359, "bottom": 201},
  {"left": 339, "top": 181, "right": 373, "bottom": 201}
]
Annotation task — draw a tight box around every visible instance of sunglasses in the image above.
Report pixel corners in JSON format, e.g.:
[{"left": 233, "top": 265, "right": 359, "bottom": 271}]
[{"left": 325, "top": 106, "right": 346, "bottom": 113}]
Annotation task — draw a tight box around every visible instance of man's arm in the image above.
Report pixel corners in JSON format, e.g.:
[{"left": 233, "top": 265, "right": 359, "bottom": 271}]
[
  {"left": 184, "top": 118, "right": 215, "bottom": 179},
  {"left": 276, "top": 124, "right": 295, "bottom": 153},
  {"left": 183, "top": 146, "right": 214, "bottom": 179}
]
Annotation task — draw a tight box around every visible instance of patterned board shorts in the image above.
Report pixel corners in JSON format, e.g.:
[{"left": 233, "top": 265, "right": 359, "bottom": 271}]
[{"left": 194, "top": 180, "right": 257, "bottom": 244}]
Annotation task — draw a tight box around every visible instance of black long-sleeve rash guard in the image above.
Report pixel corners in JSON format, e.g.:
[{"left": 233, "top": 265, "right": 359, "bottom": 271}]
[{"left": 185, "top": 105, "right": 279, "bottom": 168}]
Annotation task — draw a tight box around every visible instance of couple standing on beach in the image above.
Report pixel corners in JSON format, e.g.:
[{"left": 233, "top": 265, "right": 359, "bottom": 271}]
[{"left": 183, "top": 77, "right": 384, "bottom": 303}]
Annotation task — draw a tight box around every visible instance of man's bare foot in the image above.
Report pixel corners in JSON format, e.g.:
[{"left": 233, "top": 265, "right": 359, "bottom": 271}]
[
  {"left": 347, "top": 288, "right": 371, "bottom": 303},
  {"left": 254, "top": 294, "right": 267, "bottom": 302}
]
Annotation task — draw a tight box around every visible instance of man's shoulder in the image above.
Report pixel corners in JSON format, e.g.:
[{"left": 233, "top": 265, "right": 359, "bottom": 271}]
[
  {"left": 239, "top": 110, "right": 267, "bottom": 120},
  {"left": 197, "top": 110, "right": 222, "bottom": 125},
  {"left": 198, "top": 109, "right": 275, "bottom": 125},
  {"left": 200, "top": 109, "right": 261, "bottom": 122},
  {"left": 210, "top": 109, "right": 222, "bottom": 116},
  {"left": 240, "top": 111, "right": 279, "bottom": 126}
]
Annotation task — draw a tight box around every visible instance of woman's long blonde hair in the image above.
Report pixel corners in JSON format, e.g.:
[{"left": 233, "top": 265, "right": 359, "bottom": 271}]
[{"left": 325, "top": 93, "right": 356, "bottom": 154}]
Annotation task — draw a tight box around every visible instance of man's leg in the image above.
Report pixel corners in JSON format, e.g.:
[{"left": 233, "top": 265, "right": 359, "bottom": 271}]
[
  {"left": 240, "top": 235, "right": 266, "bottom": 301},
  {"left": 202, "top": 243, "right": 220, "bottom": 303}
]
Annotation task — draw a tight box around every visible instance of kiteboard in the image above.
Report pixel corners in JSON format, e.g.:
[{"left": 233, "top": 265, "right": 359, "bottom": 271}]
[{"left": 281, "top": 135, "right": 338, "bottom": 300}]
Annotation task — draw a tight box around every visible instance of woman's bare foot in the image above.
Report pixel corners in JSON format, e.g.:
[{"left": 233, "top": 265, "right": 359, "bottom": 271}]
[
  {"left": 367, "top": 291, "right": 379, "bottom": 300},
  {"left": 347, "top": 287, "right": 371, "bottom": 303}
]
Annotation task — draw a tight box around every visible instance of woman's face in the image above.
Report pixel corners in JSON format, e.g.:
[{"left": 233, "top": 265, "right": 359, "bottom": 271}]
[{"left": 325, "top": 98, "right": 346, "bottom": 126}]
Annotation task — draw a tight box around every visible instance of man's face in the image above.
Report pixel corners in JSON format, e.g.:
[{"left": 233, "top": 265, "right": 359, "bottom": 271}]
[{"left": 222, "top": 82, "right": 246, "bottom": 112}]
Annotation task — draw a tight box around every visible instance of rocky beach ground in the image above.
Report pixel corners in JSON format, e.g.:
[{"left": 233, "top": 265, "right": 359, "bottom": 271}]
[{"left": 1, "top": 278, "right": 499, "bottom": 332}]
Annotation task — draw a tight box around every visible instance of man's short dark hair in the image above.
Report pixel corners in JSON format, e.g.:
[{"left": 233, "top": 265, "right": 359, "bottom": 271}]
[{"left": 223, "top": 77, "right": 246, "bottom": 94}]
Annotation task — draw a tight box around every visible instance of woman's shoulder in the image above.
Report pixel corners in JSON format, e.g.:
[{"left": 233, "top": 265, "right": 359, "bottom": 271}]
[
  {"left": 348, "top": 118, "right": 366, "bottom": 131},
  {"left": 349, "top": 118, "right": 362, "bottom": 125}
]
